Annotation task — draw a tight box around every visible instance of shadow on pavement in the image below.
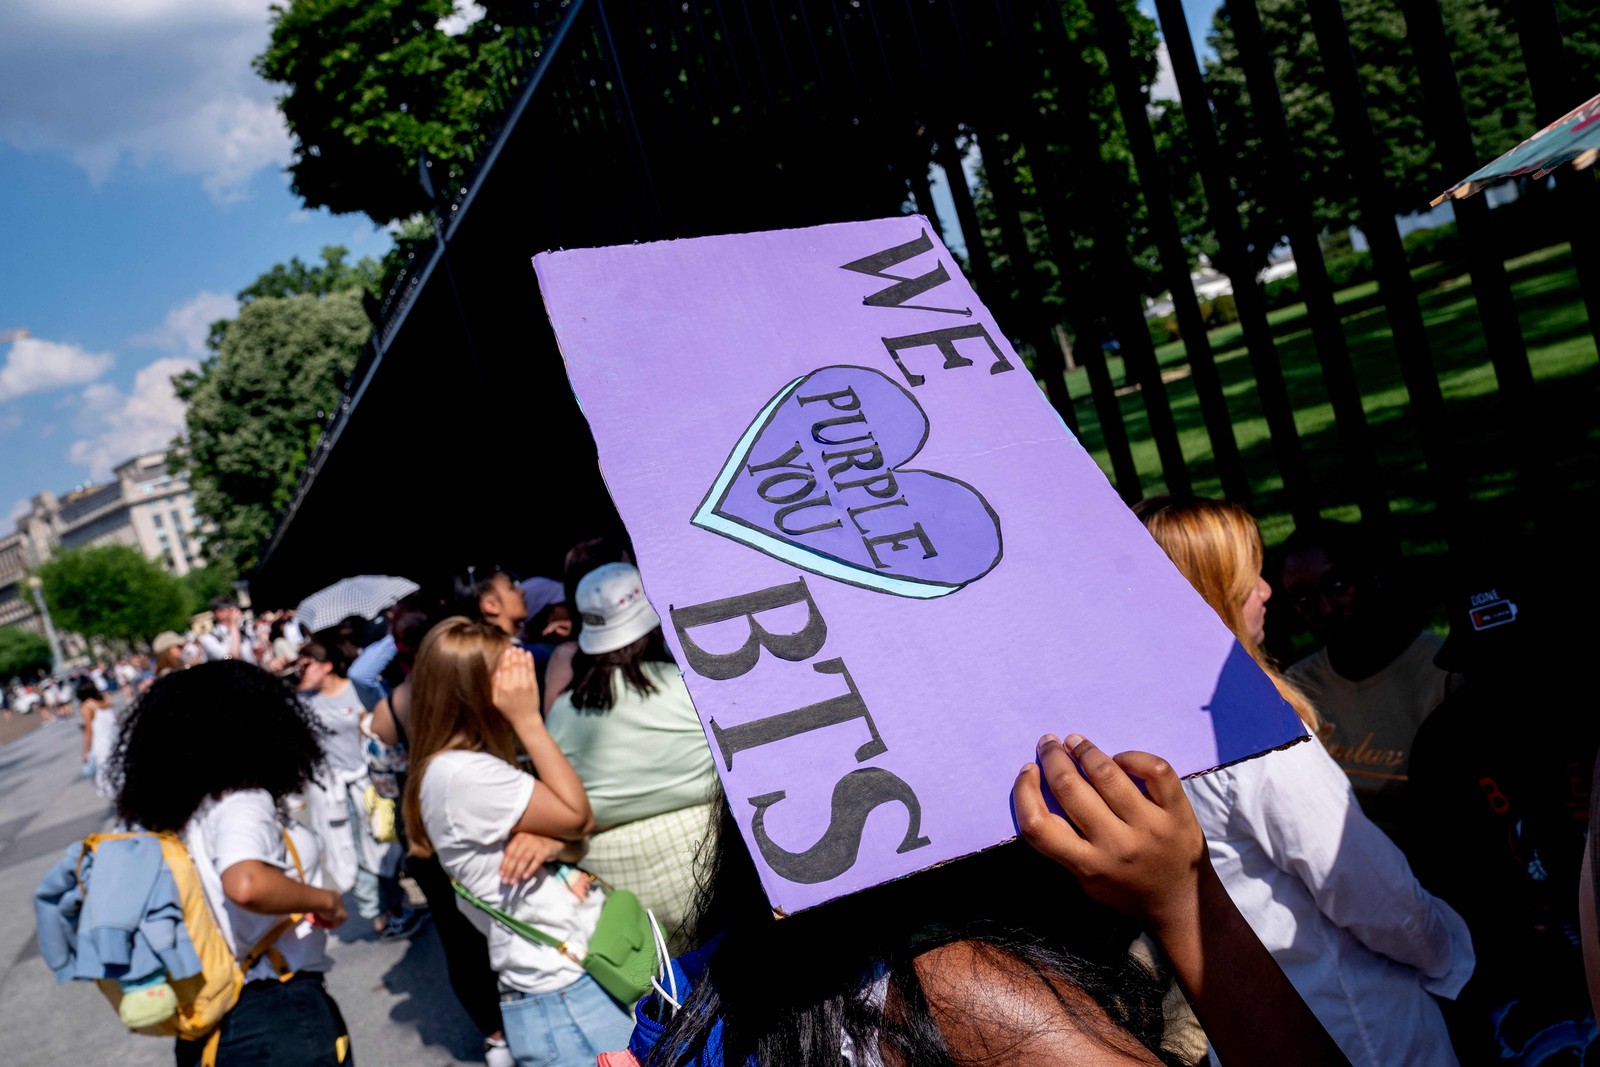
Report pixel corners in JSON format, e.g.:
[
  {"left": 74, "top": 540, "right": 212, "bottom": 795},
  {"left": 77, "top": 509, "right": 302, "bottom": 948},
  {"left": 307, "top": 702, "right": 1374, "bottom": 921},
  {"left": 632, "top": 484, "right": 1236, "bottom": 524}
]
[
  {"left": 381, "top": 923, "right": 483, "bottom": 1062},
  {"left": 0, "top": 807, "right": 114, "bottom": 872}
]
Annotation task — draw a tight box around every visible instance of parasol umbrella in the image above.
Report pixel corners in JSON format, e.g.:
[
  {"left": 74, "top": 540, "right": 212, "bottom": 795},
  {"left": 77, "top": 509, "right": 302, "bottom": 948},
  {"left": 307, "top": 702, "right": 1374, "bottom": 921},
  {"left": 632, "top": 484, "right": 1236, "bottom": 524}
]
[
  {"left": 294, "top": 575, "right": 420, "bottom": 634},
  {"left": 1433, "top": 91, "right": 1600, "bottom": 205}
]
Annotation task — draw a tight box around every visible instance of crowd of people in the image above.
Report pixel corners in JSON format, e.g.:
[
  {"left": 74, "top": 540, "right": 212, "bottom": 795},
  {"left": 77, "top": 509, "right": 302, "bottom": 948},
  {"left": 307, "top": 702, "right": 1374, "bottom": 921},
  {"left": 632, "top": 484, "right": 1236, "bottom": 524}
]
[{"left": 29, "top": 507, "right": 1600, "bottom": 1066}]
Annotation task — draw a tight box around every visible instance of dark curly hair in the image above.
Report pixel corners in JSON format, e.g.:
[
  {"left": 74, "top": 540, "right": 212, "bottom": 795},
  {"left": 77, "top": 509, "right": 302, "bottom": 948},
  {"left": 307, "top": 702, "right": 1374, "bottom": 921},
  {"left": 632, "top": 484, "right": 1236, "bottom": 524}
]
[{"left": 111, "top": 661, "right": 328, "bottom": 832}]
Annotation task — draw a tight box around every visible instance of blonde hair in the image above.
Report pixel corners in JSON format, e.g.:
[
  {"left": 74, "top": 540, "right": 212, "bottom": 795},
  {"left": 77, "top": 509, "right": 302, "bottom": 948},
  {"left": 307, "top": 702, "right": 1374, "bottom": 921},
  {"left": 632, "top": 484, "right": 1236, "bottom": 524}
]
[
  {"left": 401, "top": 617, "right": 515, "bottom": 857},
  {"left": 1135, "top": 496, "right": 1320, "bottom": 730}
]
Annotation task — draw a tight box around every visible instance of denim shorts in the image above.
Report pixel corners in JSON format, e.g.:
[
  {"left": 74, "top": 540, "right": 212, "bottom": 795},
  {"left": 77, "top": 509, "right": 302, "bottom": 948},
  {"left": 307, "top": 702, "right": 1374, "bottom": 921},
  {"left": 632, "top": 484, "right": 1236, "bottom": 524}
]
[{"left": 498, "top": 972, "right": 635, "bottom": 1067}]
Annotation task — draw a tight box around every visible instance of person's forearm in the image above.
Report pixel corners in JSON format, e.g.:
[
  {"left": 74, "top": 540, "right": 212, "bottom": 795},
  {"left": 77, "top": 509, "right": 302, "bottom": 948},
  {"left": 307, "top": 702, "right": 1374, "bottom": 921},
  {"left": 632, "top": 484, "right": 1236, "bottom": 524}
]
[
  {"left": 1154, "top": 862, "right": 1349, "bottom": 1066},
  {"left": 223, "top": 861, "right": 339, "bottom": 917}
]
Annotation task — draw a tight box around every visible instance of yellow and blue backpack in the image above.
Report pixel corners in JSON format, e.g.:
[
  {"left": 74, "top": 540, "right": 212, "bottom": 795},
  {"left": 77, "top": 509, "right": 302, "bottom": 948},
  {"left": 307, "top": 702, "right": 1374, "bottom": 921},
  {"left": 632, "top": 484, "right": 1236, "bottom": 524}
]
[{"left": 35, "top": 829, "right": 305, "bottom": 1067}]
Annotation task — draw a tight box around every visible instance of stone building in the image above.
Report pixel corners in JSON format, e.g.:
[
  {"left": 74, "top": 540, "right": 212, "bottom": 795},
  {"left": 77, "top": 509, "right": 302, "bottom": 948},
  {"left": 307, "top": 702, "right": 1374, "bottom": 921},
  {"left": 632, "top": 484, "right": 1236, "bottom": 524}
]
[{"left": 0, "top": 450, "right": 209, "bottom": 632}]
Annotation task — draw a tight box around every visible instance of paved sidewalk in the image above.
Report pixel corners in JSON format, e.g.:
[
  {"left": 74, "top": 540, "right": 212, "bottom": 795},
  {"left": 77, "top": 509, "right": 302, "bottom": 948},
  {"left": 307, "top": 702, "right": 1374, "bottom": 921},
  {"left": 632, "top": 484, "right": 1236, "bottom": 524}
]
[
  {"left": 0, "top": 711, "right": 485, "bottom": 1066},
  {"left": 0, "top": 709, "right": 44, "bottom": 747}
]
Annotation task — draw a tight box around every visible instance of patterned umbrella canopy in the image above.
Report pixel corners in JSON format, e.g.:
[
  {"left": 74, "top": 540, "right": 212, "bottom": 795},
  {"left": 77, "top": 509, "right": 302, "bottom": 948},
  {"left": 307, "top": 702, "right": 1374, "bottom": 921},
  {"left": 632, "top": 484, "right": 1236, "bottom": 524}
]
[
  {"left": 294, "top": 574, "right": 420, "bottom": 634},
  {"left": 1433, "top": 92, "right": 1600, "bottom": 205}
]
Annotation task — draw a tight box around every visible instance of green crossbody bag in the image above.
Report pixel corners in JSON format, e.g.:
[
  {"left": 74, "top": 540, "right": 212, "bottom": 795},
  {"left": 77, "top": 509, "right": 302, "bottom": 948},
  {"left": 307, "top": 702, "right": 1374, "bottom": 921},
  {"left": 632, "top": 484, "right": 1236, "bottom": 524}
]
[{"left": 451, "top": 877, "right": 658, "bottom": 1006}]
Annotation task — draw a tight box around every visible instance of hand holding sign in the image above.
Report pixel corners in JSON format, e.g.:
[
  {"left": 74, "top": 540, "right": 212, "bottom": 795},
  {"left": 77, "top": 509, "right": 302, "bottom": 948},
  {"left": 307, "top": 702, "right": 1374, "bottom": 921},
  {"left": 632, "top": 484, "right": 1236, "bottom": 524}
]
[
  {"left": 1014, "top": 734, "right": 1203, "bottom": 932},
  {"left": 1017, "top": 735, "right": 1351, "bottom": 1067}
]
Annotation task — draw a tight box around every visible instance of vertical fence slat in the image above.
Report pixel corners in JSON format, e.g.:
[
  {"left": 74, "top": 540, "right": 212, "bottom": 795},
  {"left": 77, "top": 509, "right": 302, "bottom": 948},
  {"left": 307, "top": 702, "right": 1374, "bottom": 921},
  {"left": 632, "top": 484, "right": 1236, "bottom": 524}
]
[
  {"left": 1510, "top": 1, "right": 1600, "bottom": 358},
  {"left": 1149, "top": 0, "right": 1314, "bottom": 525},
  {"left": 1085, "top": 0, "right": 1250, "bottom": 505},
  {"left": 933, "top": 124, "right": 997, "bottom": 302},
  {"left": 1401, "top": 0, "right": 1535, "bottom": 407},
  {"left": 1024, "top": 1, "right": 1190, "bottom": 497},
  {"left": 1226, "top": 0, "right": 1391, "bottom": 539},
  {"left": 980, "top": 128, "right": 1080, "bottom": 435},
  {"left": 1303, "top": 0, "right": 1467, "bottom": 553},
  {"left": 595, "top": 0, "right": 661, "bottom": 240},
  {"left": 955, "top": 13, "right": 1141, "bottom": 498}
]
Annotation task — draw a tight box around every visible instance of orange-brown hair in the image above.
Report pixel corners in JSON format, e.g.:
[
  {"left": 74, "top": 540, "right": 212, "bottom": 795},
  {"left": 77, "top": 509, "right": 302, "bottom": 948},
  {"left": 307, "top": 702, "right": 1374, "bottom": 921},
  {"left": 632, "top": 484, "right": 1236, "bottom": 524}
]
[
  {"left": 1135, "top": 495, "right": 1320, "bottom": 730},
  {"left": 402, "top": 617, "right": 515, "bottom": 857}
]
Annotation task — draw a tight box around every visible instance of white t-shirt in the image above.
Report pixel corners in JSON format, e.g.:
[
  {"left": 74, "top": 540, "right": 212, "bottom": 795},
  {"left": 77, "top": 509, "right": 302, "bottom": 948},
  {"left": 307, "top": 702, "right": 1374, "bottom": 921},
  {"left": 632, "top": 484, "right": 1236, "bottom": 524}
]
[
  {"left": 305, "top": 682, "right": 367, "bottom": 773},
  {"left": 88, "top": 703, "right": 119, "bottom": 799},
  {"left": 183, "top": 789, "right": 330, "bottom": 983},
  {"left": 199, "top": 626, "right": 257, "bottom": 665},
  {"left": 420, "top": 750, "right": 604, "bottom": 993}
]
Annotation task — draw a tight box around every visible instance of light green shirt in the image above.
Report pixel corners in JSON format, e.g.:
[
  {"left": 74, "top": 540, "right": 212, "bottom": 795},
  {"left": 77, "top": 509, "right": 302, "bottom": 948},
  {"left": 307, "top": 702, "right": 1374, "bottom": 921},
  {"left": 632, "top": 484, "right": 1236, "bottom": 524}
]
[{"left": 546, "top": 661, "right": 717, "bottom": 828}]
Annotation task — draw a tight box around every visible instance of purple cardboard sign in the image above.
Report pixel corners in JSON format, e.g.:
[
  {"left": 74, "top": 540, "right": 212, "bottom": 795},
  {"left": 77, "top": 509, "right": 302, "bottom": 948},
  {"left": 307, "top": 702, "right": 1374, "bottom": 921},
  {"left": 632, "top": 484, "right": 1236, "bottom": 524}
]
[{"left": 534, "top": 218, "right": 1305, "bottom": 914}]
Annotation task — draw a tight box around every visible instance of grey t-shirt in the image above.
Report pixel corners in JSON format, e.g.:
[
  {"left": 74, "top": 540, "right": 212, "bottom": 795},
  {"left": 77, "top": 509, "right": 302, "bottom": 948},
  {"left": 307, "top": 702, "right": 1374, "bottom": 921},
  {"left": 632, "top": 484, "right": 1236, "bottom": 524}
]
[{"left": 305, "top": 682, "right": 366, "bottom": 772}]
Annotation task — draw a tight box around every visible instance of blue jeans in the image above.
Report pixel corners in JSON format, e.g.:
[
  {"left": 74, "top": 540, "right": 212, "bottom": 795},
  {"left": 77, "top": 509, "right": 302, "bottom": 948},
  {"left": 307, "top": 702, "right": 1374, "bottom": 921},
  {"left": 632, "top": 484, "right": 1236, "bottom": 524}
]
[
  {"left": 346, "top": 789, "right": 401, "bottom": 921},
  {"left": 499, "top": 973, "right": 634, "bottom": 1067}
]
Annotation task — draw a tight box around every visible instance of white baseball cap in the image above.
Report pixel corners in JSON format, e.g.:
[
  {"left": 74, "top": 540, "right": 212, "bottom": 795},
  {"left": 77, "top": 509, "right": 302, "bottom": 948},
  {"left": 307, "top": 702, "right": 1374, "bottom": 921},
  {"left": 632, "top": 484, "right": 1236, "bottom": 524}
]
[{"left": 575, "top": 563, "right": 661, "bottom": 655}]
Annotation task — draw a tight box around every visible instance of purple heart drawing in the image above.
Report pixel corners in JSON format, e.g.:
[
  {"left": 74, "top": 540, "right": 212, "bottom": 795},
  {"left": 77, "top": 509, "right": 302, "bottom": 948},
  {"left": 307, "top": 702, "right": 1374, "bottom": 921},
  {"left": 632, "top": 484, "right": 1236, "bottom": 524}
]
[{"left": 691, "top": 365, "right": 1003, "bottom": 598}]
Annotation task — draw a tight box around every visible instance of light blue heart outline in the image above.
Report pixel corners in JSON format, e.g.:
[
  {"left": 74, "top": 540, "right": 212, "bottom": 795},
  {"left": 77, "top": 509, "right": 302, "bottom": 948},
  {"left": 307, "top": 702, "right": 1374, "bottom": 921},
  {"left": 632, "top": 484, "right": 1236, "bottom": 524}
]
[{"left": 690, "top": 371, "right": 991, "bottom": 599}]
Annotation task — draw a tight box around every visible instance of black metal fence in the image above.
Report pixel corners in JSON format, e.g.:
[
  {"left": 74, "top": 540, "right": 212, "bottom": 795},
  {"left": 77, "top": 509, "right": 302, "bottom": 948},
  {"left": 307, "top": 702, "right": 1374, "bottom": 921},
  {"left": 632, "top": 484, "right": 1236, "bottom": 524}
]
[{"left": 257, "top": 0, "right": 1599, "bottom": 603}]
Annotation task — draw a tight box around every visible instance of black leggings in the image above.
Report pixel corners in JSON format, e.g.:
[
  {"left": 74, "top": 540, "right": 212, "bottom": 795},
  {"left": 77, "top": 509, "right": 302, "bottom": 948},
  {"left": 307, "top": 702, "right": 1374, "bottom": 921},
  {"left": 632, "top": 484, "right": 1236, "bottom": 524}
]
[
  {"left": 175, "top": 972, "right": 350, "bottom": 1067},
  {"left": 405, "top": 851, "right": 505, "bottom": 1038}
]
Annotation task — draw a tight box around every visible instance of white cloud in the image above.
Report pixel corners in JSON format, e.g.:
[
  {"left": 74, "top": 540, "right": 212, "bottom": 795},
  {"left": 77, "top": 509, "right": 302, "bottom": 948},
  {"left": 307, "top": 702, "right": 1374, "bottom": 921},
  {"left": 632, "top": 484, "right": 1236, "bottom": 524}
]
[
  {"left": 1150, "top": 41, "right": 1181, "bottom": 104},
  {"left": 0, "top": 1, "right": 290, "bottom": 203},
  {"left": 8, "top": 498, "right": 31, "bottom": 523},
  {"left": 130, "top": 291, "right": 239, "bottom": 357},
  {"left": 438, "top": 1, "right": 487, "bottom": 36},
  {"left": 67, "top": 357, "right": 196, "bottom": 480},
  {"left": 0, "top": 336, "right": 114, "bottom": 402}
]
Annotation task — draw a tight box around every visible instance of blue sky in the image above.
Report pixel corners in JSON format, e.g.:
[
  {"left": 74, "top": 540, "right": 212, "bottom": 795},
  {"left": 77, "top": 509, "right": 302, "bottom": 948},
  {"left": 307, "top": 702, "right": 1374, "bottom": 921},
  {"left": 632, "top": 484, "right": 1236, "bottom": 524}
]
[
  {"left": 0, "top": 0, "right": 389, "bottom": 527},
  {"left": 0, "top": 0, "right": 1220, "bottom": 530}
]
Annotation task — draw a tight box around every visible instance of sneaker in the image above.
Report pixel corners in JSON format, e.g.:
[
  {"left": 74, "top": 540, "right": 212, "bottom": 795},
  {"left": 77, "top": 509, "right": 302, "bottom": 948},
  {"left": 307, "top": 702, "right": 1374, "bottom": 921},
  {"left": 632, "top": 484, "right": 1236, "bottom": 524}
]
[
  {"left": 484, "top": 1036, "right": 514, "bottom": 1067},
  {"left": 376, "top": 906, "right": 430, "bottom": 941}
]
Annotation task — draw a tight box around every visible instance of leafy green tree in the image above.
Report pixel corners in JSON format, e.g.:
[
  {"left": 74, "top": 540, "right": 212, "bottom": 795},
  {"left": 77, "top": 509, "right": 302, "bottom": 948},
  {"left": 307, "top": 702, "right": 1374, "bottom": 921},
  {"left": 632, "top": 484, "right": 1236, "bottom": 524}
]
[
  {"left": 1203, "top": 0, "right": 1600, "bottom": 268},
  {"left": 0, "top": 628, "right": 52, "bottom": 680},
  {"left": 174, "top": 283, "right": 371, "bottom": 573},
  {"left": 969, "top": 1, "right": 1208, "bottom": 329},
  {"left": 237, "top": 246, "right": 382, "bottom": 304},
  {"left": 256, "top": 0, "right": 556, "bottom": 224},
  {"left": 35, "top": 547, "right": 190, "bottom": 646},
  {"left": 180, "top": 562, "right": 239, "bottom": 619},
  {"left": 208, "top": 246, "right": 381, "bottom": 351}
]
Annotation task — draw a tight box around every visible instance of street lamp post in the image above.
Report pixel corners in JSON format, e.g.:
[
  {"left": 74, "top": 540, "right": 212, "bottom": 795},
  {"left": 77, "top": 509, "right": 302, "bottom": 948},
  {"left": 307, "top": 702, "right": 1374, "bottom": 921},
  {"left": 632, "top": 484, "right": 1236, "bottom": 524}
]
[{"left": 25, "top": 576, "right": 65, "bottom": 677}]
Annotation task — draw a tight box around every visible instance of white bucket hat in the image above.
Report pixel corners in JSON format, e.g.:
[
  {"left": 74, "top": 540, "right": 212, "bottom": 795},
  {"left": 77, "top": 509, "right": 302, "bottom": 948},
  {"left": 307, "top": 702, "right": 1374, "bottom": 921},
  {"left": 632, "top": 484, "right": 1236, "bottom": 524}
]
[{"left": 575, "top": 562, "right": 661, "bottom": 654}]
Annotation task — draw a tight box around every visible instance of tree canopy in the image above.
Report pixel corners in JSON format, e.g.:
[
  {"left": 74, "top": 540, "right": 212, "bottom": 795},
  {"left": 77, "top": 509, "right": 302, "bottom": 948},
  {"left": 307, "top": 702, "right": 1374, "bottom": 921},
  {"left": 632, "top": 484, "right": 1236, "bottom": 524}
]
[
  {"left": 967, "top": 0, "right": 1209, "bottom": 349},
  {"left": 34, "top": 546, "right": 190, "bottom": 646},
  {"left": 1203, "top": 0, "right": 1600, "bottom": 267},
  {"left": 0, "top": 628, "right": 52, "bottom": 681},
  {"left": 238, "top": 246, "right": 383, "bottom": 304},
  {"left": 256, "top": 0, "right": 559, "bottom": 223},
  {"left": 180, "top": 560, "right": 240, "bottom": 619},
  {"left": 174, "top": 257, "right": 372, "bottom": 573}
]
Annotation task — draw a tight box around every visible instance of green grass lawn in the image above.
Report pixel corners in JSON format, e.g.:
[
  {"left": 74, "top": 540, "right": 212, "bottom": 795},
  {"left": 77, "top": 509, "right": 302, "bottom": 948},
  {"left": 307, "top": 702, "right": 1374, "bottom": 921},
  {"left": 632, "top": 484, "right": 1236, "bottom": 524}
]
[{"left": 1051, "top": 244, "right": 1599, "bottom": 564}]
